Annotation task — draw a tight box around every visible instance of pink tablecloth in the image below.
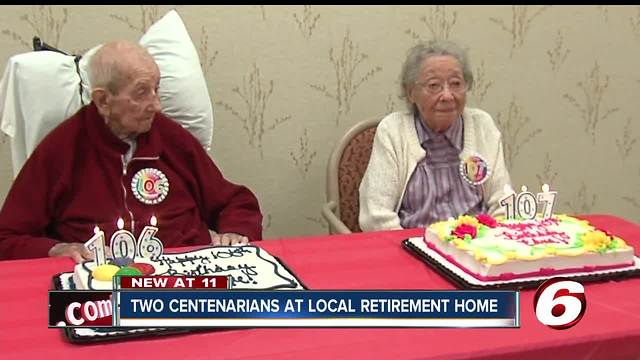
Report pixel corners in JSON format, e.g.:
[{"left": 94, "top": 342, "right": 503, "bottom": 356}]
[{"left": 1, "top": 214, "right": 639, "bottom": 359}]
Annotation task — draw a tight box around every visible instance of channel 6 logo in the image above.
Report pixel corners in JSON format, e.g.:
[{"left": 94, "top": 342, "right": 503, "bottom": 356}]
[{"left": 534, "top": 277, "right": 586, "bottom": 329}]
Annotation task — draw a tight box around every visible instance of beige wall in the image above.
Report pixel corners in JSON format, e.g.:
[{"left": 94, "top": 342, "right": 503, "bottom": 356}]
[{"left": 0, "top": 5, "right": 638, "bottom": 239}]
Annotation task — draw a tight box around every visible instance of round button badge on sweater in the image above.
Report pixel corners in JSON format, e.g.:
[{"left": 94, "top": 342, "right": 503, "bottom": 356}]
[{"left": 131, "top": 168, "right": 170, "bottom": 205}]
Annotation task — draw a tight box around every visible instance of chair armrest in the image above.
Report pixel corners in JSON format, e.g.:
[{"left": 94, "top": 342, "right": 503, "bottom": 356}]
[{"left": 321, "top": 201, "right": 352, "bottom": 234}]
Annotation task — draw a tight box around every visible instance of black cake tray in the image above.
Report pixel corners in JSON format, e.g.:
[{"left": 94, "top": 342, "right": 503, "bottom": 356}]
[
  {"left": 402, "top": 238, "right": 640, "bottom": 290},
  {"left": 52, "top": 256, "right": 307, "bottom": 343}
]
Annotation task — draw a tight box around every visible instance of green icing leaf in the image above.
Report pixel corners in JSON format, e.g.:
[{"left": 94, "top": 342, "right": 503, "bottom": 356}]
[
  {"left": 477, "top": 226, "right": 487, "bottom": 238},
  {"left": 573, "top": 235, "right": 584, "bottom": 248},
  {"left": 444, "top": 235, "right": 456, "bottom": 243},
  {"left": 463, "top": 234, "right": 472, "bottom": 242}
]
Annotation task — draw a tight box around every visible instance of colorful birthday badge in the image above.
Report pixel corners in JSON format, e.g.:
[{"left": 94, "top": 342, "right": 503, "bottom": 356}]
[
  {"left": 459, "top": 153, "right": 491, "bottom": 185},
  {"left": 131, "top": 168, "right": 170, "bottom": 205}
]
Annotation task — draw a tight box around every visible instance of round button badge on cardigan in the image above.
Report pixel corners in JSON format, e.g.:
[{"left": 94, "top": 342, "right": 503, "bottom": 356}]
[{"left": 459, "top": 153, "right": 491, "bottom": 185}]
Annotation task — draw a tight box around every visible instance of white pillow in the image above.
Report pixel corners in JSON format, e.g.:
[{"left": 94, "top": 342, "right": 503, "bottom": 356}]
[
  {"left": 0, "top": 10, "right": 214, "bottom": 177},
  {"left": 143, "top": 10, "right": 213, "bottom": 151},
  {"left": 0, "top": 51, "right": 83, "bottom": 177},
  {"left": 79, "top": 10, "right": 214, "bottom": 152}
]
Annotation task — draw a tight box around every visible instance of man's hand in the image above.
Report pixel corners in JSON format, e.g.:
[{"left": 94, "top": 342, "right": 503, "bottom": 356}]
[
  {"left": 48, "top": 243, "right": 112, "bottom": 263},
  {"left": 210, "top": 232, "right": 249, "bottom": 246},
  {"left": 48, "top": 242, "right": 93, "bottom": 263}
]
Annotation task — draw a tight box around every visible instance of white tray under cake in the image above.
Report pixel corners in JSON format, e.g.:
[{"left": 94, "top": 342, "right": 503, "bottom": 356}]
[{"left": 405, "top": 237, "right": 640, "bottom": 289}]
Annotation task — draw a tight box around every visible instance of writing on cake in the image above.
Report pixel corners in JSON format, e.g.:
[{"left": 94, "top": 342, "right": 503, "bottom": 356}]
[{"left": 73, "top": 246, "right": 304, "bottom": 291}]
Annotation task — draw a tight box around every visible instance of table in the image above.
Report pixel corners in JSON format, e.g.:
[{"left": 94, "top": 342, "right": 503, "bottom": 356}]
[{"left": 1, "top": 214, "right": 639, "bottom": 359}]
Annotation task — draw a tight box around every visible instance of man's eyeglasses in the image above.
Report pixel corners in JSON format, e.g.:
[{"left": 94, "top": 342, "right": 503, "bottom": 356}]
[{"left": 416, "top": 79, "right": 466, "bottom": 95}]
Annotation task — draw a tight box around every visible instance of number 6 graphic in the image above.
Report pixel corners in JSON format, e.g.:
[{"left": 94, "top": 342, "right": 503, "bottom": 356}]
[{"left": 534, "top": 277, "right": 587, "bottom": 329}]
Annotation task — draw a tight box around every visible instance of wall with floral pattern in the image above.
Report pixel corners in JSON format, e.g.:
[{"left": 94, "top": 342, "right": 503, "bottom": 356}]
[{"left": 0, "top": 5, "right": 638, "bottom": 239}]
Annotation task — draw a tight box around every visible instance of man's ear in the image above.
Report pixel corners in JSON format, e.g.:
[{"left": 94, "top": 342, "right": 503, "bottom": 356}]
[{"left": 91, "top": 88, "right": 110, "bottom": 117}]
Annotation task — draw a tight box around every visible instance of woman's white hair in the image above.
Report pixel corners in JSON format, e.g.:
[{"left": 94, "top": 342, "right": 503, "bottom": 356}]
[{"left": 399, "top": 39, "right": 474, "bottom": 112}]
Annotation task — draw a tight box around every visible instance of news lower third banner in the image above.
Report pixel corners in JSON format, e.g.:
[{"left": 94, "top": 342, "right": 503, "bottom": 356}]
[
  {"left": 49, "top": 290, "right": 519, "bottom": 328},
  {"left": 110, "top": 290, "right": 519, "bottom": 328}
]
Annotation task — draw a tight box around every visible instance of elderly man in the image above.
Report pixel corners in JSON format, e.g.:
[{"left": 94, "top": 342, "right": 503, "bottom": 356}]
[{"left": 0, "top": 40, "right": 262, "bottom": 262}]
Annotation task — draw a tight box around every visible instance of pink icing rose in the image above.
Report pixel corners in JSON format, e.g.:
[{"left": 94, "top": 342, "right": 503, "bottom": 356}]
[
  {"left": 476, "top": 214, "right": 497, "bottom": 228},
  {"left": 452, "top": 224, "right": 477, "bottom": 239}
]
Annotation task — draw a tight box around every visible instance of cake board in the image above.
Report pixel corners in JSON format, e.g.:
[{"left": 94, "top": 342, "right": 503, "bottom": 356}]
[
  {"left": 403, "top": 237, "right": 640, "bottom": 290},
  {"left": 52, "top": 255, "right": 307, "bottom": 343}
]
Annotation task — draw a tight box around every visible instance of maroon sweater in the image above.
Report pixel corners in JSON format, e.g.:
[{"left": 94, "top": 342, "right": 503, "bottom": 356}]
[{"left": 0, "top": 103, "right": 262, "bottom": 260}]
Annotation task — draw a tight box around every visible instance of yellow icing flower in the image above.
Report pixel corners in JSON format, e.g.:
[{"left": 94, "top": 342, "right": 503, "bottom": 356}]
[
  {"left": 473, "top": 249, "right": 487, "bottom": 262},
  {"left": 431, "top": 221, "right": 451, "bottom": 239},
  {"left": 582, "top": 230, "right": 611, "bottom": 252},
  {"left": 453, "top": 238, "right": 470, "bottom": 250},
  {"left": 455, "top": 215, "right": 480, "bottom": 228}
]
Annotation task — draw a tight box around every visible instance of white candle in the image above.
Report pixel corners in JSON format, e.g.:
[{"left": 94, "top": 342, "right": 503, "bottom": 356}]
[
  {"left": 499, "top": 184, "right": 517, "bottom": 219},
  {"left": 138, "top": 215, "right": 164, "bottom": 258},
  {"left": 516, "top": 185, "right": 538, "bottom": 220},
  {"left": 110, "top": 218, "right": 137, "bottom": 261},
  {"left": 537, "top": 183, "right": 558, "bottom": 219},
  {"left": 85, "top": 225, "right": 106, "bottom": 265}
]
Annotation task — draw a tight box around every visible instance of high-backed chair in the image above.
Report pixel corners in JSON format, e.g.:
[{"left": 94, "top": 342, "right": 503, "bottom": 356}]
[{"left": 322, "top": 117, "right": 381, "bottom": 234}]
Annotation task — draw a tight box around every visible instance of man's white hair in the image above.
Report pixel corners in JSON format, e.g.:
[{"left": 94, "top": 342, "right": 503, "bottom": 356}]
[{"left": 88, "top": 40, "right": 155, "bottom": 94}]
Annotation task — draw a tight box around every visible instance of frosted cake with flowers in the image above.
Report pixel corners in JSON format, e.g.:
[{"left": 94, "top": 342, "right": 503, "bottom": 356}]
[{"left": 416, "top": 214, "right": 635, "bottom": 282}]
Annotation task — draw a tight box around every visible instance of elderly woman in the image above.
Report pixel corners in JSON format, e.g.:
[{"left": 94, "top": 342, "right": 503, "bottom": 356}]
[{"left": 359, "top": 40, "right": 511, "bottom": 231}]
